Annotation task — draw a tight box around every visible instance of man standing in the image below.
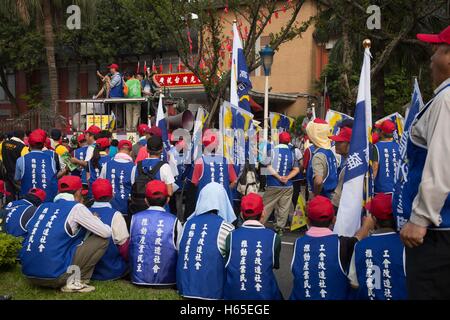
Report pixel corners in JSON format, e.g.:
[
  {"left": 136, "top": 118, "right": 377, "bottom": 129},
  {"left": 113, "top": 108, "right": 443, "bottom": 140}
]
[
  {"left": 125, "top": 72, "right": 142, "bottom": 131},
  {"left": 400, "top": 26, "right": 450, "bottom": 299},
  {"left": 305, "top": 119, "right": 338, "bottom": 199},
  {"left": 132, "top": 124, "right": 150, "bottom": 160},
  {"left": 2, "top": 130, "right": 28, "bottom": 202},
  {"left": 372, "top": 120, "right": 399, "bottom": 194},
  {"left": 261, "top": 132, "right": 299, "bottom": 236},
  {"left": 107, "top": 64, "right": 124, "bottom": 128},
  {"left": 20, "top": 176, "right": 112, "bottom": 292}
]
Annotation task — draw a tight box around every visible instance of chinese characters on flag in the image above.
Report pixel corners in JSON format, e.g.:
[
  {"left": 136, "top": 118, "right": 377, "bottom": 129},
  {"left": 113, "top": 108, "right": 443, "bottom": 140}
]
[{"left": 153, "top": 72, "right": 202, "bottom": 88}]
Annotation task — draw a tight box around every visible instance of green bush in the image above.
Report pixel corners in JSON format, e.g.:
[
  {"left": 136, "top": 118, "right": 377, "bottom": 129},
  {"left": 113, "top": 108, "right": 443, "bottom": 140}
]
[{"left": 0, "top": 233, "right": 22, "bottom": 269}]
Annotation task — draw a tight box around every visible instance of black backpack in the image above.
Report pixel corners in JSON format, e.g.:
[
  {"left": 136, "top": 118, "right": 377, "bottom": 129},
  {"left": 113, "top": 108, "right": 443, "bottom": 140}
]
[{"left": 129, "top": 160, "right": 166, "bottom": 215}]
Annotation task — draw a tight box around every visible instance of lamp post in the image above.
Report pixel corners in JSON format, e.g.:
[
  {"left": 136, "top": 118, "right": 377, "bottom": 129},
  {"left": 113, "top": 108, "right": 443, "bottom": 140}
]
[{"left": 259, "top": 45, "right": 274, "bottom": 142}]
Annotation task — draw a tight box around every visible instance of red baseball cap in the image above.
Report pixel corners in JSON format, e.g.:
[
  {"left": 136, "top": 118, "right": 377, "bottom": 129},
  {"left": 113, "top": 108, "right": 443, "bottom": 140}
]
[
  {"left": 85, "top": 125, "right": 102, "bottom": 135},
  {"left": 372, "top": 133, "right": 380, "bottom": 144},
  {"left": 145, "top": 180, "right": 168, "bottom": 199},
  {"left": 365, "top": 193, "right": 393, "bottom": 220},
  {"left": 417, "top": 26, "right": 450, "bottom": 45},
  {"left": 118, "top": 139, "right": 132, "bottom": 150},
  {"left": 279, "top": 132, "right": 291, "bottom": 144},
  {"left": 374, "top": 122, "right": 382, "bottom": 129},
  {"left": 107, "top": 63, "right": 119, "bottom": 69},
  {"left": 137, "top": 124, "right": 150, "bottom": 136},
  {"left": 313, "top": 118, "right": 328, "bottom": 124},
  {"left": 28, "top": 130, "right": 47, "bottom": 146},
  {"left": 92, "top": 178, "right": 113, "bottom": 200},
  {"left": 380, "top": 120, "right": 396, "bottom": 134},
  {"left": 330, "top": 127, "right": 352, "bottom": 142},
  {"left": 241, "top": 193, "right": 264, "bottom": 218},
  {"left": 28, "top": 188, "right": 46, "bottom": 202},
  {"left": 58, "top": 176, "right": 83, "bottom": 193},
  {"left": 77, "top": 133, "right": 86, "bottom": 143},
  {"left": 202, "top": 130, "right": 219, "bottom": 148},
  {"left": 307, "top": 195, "right": 335, "bottom": 221},
  {"left": 0, "top": 180, "right": 11, "bottom": 196},
  {"left": 96, "top": 137, "right": 110, "bottom": 149},
  {"left": 149, "top": 126, "right": 162, "bottom": 138}
]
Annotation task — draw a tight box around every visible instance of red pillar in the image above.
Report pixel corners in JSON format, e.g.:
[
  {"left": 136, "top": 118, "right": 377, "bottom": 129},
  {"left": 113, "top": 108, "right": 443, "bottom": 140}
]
[
  {"left": 79, "top": 72, "right": 88, "bottom": 98},
  {"left": 15, "top": 71, "right": 27, "bottom": 114},
  {"left": 58, "top": 68, "right": 69, "bottom": 119}
]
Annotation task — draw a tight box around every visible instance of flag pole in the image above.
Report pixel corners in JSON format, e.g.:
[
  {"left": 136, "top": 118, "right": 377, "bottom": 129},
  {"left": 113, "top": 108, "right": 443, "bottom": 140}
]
[{"left": 363, "top": 38, "right": 372, "bottom": 217}]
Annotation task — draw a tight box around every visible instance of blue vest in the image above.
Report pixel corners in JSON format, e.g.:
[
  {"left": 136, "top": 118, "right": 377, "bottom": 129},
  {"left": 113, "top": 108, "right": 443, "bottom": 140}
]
[
  {"left": 20, "top": 200, "right": 86, "bottom": 279},
  {"left": 197, "top": 155, "right": 232, "bottom": 201},
  {"left": 266, "top": 145, "right": 295, "bottom": 188},
  {"left": 306, "top": 148, "right": 338, "bottom": 198},
  {"left": 374, "top": 141, "right": 399, "bottom": 193},
  {"left": 20, "top": 151, "right": 57, "bottom": 201},
  {"left": 224, "top": 226, "right": 282, "bottom": 300},
  {"left": 290, "top": 234, "right": 349, "bottom": 300},
  {"left": 72, "top": 146, "right": 88, "bottom": 183},
  {"left": 138, "top": 158, "right": 163, "bottom": 180},
  {"left": 177, "top": 213, "right": 225, "bottom": 299},
  {"left": 109, "top": 73, "right": 124, "bottom": 98},
  {"left": 130, "top": 209, "right": 178, "bottom": 285},
  {"left": 105, "top": 160, "right": 134, "bottom": 215},
  {"left": 354, "top": 232, "right": 406, "bottom": 300},
  {"left": 397, "top": 85, "right": 450, "bottom": 229},
  {"left": 88, "top": 155, "right": 110, "bottom": 185},
  {"left": 91, "top": 204, "right": 128, "bottom": 280},
  {"left": 4, "top": 199, "right": 34, "bottom": 238}
]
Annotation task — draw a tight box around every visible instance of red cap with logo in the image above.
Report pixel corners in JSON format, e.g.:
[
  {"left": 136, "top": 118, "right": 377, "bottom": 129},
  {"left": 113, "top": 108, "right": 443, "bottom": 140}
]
[
  {"left": 279, "top": 132, "right": 291, "bottom": 144},
  {"left": 417, "top": 26, "right": 450, "bottom": 45},
  {"left": 29, "top": 188, "right": 47, "bottom": 202},
  {"left": 149, "top": 127, "right": 162, "bottom": 138},
  {"left": 28, "top": 130, "right": 47, "bottom": 146},
  {"left": 241, "top": 193, "right": 264, "bottom": 218},
  {"left": 307, "top": 195, "right": 335, "bottom": 221},
  {"left": 118, "top": 140, "right": 132, "bottom": 150},
  {"left": 58, "top": 176, "right": 83, "bottom": 193},
  {"left": 96, "top": 138, "right": 110, "bottom": 149},
  {"left": 0, "top": 180, "right": 11, "bottom": 196},
  {"left": 77, "top": 133, "right": 86, "bottom": 143},
  {"left": 137, "top": 124, "right": 150, "bottom": 136},
  {"left": 85, "top": 125, "right": 102, "bottom": 135},
  {"left": 202, "top": 130, "right": 219, "bottom": 148},
  {"left": 365, "top": 193, "right": 393, "bottom": 220},
  {"left": 145, "top": 180, "right": 168, "bottom": 199},
  {"left": 330, "top": 127, "right": 352, "bottom": 142},
  {"left": 107, "top": 63, "right": 119, "bottom": 69},
  {"left": 313, "top": 118, "right": 328, "bottom": 124},
  {"left": 380, "top": 120, "right": 396, "bottom": 134},
  {"left": 92, "top": 178, "right": 113, "bottom": 200}
]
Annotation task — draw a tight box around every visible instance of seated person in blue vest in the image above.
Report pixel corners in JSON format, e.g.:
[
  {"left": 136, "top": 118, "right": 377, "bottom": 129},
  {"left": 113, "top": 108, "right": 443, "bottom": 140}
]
[
  {"left": 177, "top": 182, "right": 236, "bottom": 300},
  {"left": 132, "top": 124, "right": 151, "bottom": 160},
  {"left": 71, "top": 133, "right": 88, "bottom": 184},
  {"left": 290, "top": 195, "right": 374, "bottom": 300},
  {"left": 130, "top": 180, "right": 183, "bottom": 286},
  {"left": 14, "top": 129, "right": 65, "bottom": 202},
  {"left": 224, "top": 193, "right": 282, "bottom": 300},
  {"left": 87, "top": 137, "right": 111, "bottom": 187},
  {"left": 100, "top": 139, "right": 135, "bottom": 216},
  {"left": 261, "top": 132, "right": 300, "bottom": 236},
  {"left": 348, "top": 193, "right": 406, "bottom": 300},
  {"left": 305, "top": 118, "right": 338, "bottom": 198},
  {"left": 89, "top": 178, "right": 130, "bottom": 281},
  {"left": 3, "top": 188, "right": 46, "bottom": 238},
  {"left": 20, "top": 175, "right": 112, "bottom": 293},
  {"left": 371, "top": 120, "right": 399, "bottom": 194},
  {"left": 70, "top": 125, "right": 101, "bottom": 175},
  {"left": 191, "top": 130, "right": 238, "bottom": 203}
]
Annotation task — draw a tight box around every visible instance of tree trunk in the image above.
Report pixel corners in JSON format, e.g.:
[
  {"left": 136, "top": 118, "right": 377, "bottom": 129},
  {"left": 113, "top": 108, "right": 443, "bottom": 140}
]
[
  {"left": 375, "top": 68, "right": 385, "bottom": 119},
  {"left": 0, "top": 67, "right": 17, "bottom": 108},
  {"left": 42, "top": 0, "right": 59, "bottom": 109}
]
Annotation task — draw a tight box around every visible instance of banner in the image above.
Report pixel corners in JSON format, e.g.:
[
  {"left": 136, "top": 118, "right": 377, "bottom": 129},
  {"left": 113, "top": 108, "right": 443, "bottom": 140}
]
[
  {"left": 325, "top": 109, "right": 354, "bottom": 136},
  {"left": 156, "top": 94, "right": 170, "bottom": 152},
  {"left": 375, "top": 112, "right": 404, "bottom": 142},
  {"left": 334, "top": 46, "right": 372, "bottom": 237},
  {"left": 269, "top": 112, "right": 295, "bottom": 131},
  {"left": 153, "top": 72, "right": 202, "bottom": 88},
  {"left": 86, "top": 115, "right": 112, "bottom": 130},
  {"left": 192, "top": 107, "right": 209, "bottom": 161}
]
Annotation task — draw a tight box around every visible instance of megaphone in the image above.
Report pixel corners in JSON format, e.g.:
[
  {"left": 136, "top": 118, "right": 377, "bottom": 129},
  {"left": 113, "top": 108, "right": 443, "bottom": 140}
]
[{"left": 168, "top": 110, "right": 194, "bottom": 131}]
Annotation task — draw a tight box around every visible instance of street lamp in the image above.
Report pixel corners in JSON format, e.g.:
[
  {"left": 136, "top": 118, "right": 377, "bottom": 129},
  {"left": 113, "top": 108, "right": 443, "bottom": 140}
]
[{"left": 259, "top": 45, "right": 274, "bottom": 142}]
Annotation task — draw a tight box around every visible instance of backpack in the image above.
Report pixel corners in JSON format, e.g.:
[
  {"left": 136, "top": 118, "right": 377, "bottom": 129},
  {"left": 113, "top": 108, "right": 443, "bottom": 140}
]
[
  {"left": 237, "top": 162, "right": 260, "bottom": 196},
  {"left": 129, "top": 160, "right": 166, "bottom": 215}
]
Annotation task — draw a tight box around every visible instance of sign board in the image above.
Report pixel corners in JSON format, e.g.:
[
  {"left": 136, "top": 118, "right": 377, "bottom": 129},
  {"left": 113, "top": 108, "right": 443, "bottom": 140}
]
[
  {"left": 153, "top": 72, "right": 202, "bottom": 88},
  {"left": 86, "top": 115, "right": 112, "bottom": 130}
]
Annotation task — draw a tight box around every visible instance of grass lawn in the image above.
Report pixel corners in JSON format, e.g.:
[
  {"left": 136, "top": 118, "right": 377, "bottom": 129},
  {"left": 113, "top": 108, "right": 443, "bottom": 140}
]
[{"left": 0, "top": 265, "right": 181, "bottom": 300}]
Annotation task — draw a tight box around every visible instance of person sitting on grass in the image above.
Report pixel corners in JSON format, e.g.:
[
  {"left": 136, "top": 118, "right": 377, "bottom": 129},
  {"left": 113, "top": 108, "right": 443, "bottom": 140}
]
[
  {"left": 224, "top": 192, "right": 282, "bottom": 300},
  {"left": 3, "top": 188, "right": 46, "bottom": 238},
  {"left": 90, "top": 178, "right": 129, "bottom": 281},
  {"left": 348, "top": 193, "right": 407, "bottom": 300},
  {"left": 290, "top": 195, "right": 374, "bottom": 300},
  {"left": 20, "top": 176, "right": 112, "bottom": 293},
  {"left": 129, "top": 180, "right": 182, "bottom": 286},
  {"left": 176, "top": 182, "right": 236, "bottom": 300}
]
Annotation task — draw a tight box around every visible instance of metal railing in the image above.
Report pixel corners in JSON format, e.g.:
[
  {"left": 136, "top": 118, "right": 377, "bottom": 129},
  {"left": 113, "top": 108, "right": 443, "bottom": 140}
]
[{"left": 0, "top": 107, "right": 66, "bottom": 133}]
